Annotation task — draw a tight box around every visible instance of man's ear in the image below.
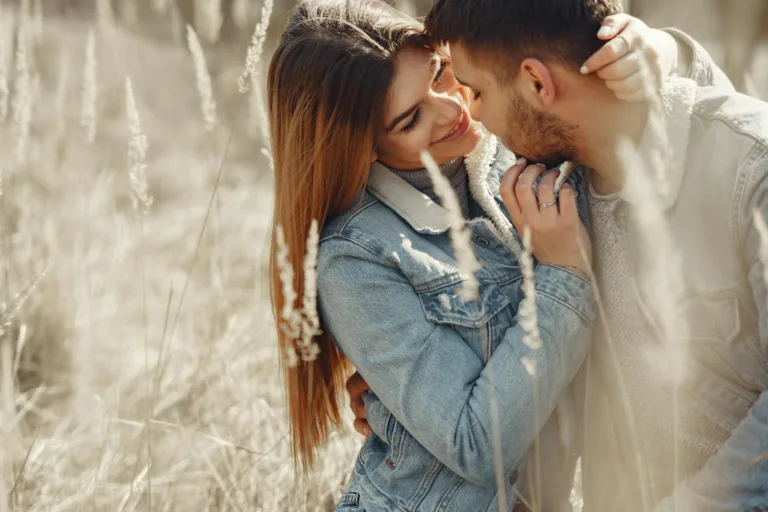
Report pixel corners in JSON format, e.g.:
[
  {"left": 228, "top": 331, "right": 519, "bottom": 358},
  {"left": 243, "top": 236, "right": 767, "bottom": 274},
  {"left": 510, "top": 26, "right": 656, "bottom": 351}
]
[{"left": 519, "top": 58, "right": 556, "bottom": 109}]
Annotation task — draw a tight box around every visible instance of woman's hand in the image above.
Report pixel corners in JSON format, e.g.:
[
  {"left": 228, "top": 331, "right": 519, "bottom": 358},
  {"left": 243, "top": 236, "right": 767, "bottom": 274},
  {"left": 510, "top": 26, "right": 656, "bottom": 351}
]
[
  {"left": 346, "top": 371, "right": 371, "bottom": 437},
  {"left": 501, "top": 159, "right": 592, "bottom": 275},
  {"left": 580, "top": 13, "right": 680, "bottom": 102}
]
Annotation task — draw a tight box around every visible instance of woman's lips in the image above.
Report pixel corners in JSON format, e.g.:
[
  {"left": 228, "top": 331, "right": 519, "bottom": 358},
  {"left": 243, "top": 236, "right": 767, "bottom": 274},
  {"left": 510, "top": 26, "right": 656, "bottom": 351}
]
[{"left": 438, "top": 108, "right": 470, "bottom": 143}]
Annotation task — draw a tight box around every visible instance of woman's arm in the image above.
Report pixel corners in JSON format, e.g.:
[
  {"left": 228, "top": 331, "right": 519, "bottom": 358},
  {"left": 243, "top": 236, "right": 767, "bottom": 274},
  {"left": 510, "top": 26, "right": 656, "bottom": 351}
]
[
  {"left": 317, "top": 238, "right": 594, "bottom": 488},
  {"left": 579, "top": 13, "right": 734, "bottom": 101}
]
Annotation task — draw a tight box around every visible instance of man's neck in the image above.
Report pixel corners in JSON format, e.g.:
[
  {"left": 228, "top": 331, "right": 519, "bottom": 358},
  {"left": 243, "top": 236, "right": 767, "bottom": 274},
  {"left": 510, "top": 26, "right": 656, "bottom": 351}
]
[{"left": 576, "top": 99, "right": 649, "bottom": 195}]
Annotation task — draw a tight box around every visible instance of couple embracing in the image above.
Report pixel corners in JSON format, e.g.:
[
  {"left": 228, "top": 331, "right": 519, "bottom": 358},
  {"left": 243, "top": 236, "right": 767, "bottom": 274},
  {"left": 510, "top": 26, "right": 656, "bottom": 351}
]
[{"left": 267, "top": 0, "right": 768, "bottom": 510}]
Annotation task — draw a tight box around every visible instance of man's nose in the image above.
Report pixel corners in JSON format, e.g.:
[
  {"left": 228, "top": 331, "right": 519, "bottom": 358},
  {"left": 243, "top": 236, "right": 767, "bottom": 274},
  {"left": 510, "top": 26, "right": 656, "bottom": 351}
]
[{"left": 434, "top": 94, "right": 462, "bottom": 124}]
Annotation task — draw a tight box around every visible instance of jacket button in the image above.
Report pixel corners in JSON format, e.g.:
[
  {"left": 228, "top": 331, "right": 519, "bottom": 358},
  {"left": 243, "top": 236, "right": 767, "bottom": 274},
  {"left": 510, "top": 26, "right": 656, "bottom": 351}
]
[
  {"left": 509, "top": 470, "right": 519, "bottom": 485},
  {"left": 476, "top": 236, "right": 490, "bottom": 247}
]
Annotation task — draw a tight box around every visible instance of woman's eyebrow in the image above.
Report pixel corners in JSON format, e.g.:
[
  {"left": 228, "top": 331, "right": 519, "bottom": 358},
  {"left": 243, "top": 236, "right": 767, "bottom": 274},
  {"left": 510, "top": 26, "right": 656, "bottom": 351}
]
[{"left": 385, "top": 57, "right": 439, "bottom": 132}]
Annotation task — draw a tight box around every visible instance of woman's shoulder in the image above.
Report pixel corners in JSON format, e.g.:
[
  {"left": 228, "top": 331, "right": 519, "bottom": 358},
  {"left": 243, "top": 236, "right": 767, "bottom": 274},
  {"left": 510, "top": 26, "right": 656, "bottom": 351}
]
[{"left": 319, "top": 190, "right": 412, "bottom": 264}]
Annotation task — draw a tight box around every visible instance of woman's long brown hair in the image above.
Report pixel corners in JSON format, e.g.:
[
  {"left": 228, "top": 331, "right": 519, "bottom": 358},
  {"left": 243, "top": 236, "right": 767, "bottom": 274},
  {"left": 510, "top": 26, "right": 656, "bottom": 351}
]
[{"left": 267, "top": 0, "right": 431, "bottom": 469}]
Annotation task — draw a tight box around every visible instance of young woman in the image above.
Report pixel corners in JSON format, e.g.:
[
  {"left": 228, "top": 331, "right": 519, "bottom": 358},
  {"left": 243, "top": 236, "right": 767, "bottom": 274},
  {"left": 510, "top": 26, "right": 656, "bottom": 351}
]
[{"left": 267, "top": 1, "right": 722, "bottom": 510}]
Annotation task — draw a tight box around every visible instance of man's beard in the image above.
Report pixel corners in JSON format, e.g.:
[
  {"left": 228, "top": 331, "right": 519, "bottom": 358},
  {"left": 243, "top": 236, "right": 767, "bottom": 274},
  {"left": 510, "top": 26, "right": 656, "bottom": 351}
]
[{"left": 505, "top": 92, "right": 578, "bottom": 168}]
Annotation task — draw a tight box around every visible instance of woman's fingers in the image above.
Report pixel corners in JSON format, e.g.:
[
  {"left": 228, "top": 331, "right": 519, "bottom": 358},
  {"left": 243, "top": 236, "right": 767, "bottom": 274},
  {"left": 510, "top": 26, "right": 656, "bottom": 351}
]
[
  {"left": 596, "top": 13, "right": 632, "bottom": 40},
  {"left": 500, "top": 157, "right": 528, "bottom": 219},
  {"left": 354, "top": 419, "right": 371, "bottom": 437},
  {"left": 558, "top": 183, "right": 578, "bottom": 223},
  {"left": 596, "top": 50, "right": 641, "bottom": 81},
  {"left": 516, "top": 164, "right": 548, "bottom": 220},
  {"left": 536, "top": 170, "right": 559, "bottom": 220},
  {"left": 581, "top": 17, "right": 643, "bottom": 75}
]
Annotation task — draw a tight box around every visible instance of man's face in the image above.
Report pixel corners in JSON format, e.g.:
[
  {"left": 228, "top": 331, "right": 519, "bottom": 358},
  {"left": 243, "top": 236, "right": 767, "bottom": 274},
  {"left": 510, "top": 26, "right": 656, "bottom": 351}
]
[{"left": 449, "top": 42, "right": 578, "bottom": 168}]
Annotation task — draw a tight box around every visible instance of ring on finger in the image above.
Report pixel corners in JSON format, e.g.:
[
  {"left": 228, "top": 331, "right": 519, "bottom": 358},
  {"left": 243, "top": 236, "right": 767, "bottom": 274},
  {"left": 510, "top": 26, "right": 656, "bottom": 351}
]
[
  {"left": 539, "top": 200, "right": 557, "bottom": 208},
  {"left": 616, "top": 34, "right": 630, "bottom": 55}
]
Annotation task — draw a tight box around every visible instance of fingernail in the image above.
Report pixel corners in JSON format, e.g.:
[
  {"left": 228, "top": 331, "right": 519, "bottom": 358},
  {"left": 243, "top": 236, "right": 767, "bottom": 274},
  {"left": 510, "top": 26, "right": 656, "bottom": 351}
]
[
  {"left": 598, "top": 25, "right": 613, "bottom": 38},
  {"left": 516, "top": 157, "right": 526, "bottom": 165},
  {"left": 536, "top": 163, "right": 546, "bottom": 169},
  {"left": 364, "top": 426, "right": 371, "bottom": 437},
  {"left": 580, "top": 65, "right": 589, "bottom": 75}
]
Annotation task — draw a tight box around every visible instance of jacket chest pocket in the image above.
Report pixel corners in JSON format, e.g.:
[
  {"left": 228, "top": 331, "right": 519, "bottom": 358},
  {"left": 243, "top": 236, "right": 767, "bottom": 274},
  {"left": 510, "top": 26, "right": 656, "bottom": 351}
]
[{"left": 416, "top": 276, "right": 512, "bottom": 361}]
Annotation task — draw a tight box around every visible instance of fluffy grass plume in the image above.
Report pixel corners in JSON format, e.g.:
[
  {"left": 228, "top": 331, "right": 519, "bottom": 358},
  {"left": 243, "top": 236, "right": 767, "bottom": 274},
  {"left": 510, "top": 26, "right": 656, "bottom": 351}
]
[
  {"left": 420, "top": 149, "right": 481, "bottom": 301},
  {"left": 80, "top": 28, "right": 97, "bottom": 144},
  {"left": 238, "top": 0, "right": 273, "bottom": 93},
  {"left": 125, "top": 77, "right": 153, "bottom": 216},
  {"left": 186, "top": 24, "right": 218, "bottom": 131}
]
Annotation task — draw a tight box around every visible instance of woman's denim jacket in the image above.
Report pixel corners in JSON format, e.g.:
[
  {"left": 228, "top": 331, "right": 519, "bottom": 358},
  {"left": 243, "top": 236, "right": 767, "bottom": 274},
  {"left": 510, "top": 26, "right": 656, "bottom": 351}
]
[{"left": 317, "top": 134, "right": 595, "bottom": 512}]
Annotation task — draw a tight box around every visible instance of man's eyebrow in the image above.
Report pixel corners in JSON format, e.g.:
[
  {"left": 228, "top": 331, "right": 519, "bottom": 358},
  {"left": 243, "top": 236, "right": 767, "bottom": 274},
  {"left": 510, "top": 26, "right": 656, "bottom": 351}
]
[
  {"left": 454, "top": 75, "right": 473, "bottom": 89},
  {"left": 385, "top": 57, "right": 439, "bottom": 133}
]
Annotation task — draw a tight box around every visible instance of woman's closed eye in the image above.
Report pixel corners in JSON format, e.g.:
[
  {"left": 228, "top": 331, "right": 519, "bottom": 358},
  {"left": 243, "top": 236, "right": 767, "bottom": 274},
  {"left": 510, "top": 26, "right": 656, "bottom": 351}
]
[
  {"left": 402, "top": 107, "right": 421, "bottom": 133},
  {"left": 472, "top": 90, "right": 481, "bottom": 100}
]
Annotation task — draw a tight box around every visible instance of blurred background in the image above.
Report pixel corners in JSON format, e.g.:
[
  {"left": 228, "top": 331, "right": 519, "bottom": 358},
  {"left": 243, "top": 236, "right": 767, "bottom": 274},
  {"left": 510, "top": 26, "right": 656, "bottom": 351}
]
[{"left": 0, "top": 0, "right": 765, "bottom": 511}]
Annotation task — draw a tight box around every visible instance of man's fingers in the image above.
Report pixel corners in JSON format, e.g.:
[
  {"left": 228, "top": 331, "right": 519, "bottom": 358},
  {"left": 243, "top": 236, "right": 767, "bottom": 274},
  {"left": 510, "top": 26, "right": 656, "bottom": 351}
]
[
  {"left": 501, "top": 157, "right": 528, "bottom": 219},
  {"left": 353, "top": 419, "right": 371, "bottom": 437},
  {"left": 516, "top": 164, "right": 547, "bottom": 219}
]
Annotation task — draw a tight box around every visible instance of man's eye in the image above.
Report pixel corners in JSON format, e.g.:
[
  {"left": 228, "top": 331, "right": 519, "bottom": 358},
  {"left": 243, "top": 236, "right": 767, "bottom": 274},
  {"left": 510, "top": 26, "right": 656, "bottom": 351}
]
[{"left": 434, "top": 61, "right": 448, "bottom": 84}]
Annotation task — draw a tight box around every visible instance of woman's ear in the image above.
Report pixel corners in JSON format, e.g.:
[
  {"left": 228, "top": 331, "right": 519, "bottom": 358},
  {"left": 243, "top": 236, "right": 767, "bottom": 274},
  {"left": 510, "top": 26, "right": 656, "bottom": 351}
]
[
  {"left": 519, "top": 58, "right": 556, "bottom": 109},
  {"left": 371, "top": 151, "right": 379, "bottom": 164}
]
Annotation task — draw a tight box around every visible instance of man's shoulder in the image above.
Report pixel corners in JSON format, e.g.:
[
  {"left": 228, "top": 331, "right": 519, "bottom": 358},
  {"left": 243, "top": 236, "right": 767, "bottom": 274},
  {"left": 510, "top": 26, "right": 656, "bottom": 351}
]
[{"left": 691, "top": 86, "right": 768, "bottom": 149}]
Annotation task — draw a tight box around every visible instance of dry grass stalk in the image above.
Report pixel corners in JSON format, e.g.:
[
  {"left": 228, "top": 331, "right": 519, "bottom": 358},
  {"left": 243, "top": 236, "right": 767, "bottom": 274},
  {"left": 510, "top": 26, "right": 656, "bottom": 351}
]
[
  {"left": 11, "top": 22, "right": 31, "bottom": 168},
  {"left": 151, "top": 0, "right": 170, "bottom": 15},
  {"left": 54, "top": 48, "right": 70, "bottom": 136},
  {"left": 195, "top": 0, "right": 223, "bottom": 44},
  {"left": 125, "top": 78, "right": 153, "bottom": 216},
  {"left": 518, "top": 226, "right": 542, "bottom": 351},
  {"left": 96, "top": 0, "right": 115, "bottom": 30},
  {"left": 420, "top": 149, "right": 480, "bottom": 301},
  {"left": 298, "top": 220, "right": 321, "bottom": 362},
  {"left": 231, "top": 0, "right": 250, "bottom": 30},
  {"left": 753, "top": 210, "right": 768, "bottom": 304},
  {"left": 0, "top": 14, "right": 10, "bottom": 124},
  {"left": 275, "top": 223, "right": 322, "bottom": 365},
  {"left": 80, "top": 28, "right": 97, "bottom": 144},
  {"left": 186, "top": 25, "right": 218, "bottom": 132},
  {"left": 238, "top": 0, "right": 273, "bottom": 93}
]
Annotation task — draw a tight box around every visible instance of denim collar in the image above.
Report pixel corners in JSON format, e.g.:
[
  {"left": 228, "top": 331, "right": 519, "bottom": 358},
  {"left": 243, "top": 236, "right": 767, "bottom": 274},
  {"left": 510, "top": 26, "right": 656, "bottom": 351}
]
[{"left": 367, "top": 133, "right": 523, "bottom": 256}]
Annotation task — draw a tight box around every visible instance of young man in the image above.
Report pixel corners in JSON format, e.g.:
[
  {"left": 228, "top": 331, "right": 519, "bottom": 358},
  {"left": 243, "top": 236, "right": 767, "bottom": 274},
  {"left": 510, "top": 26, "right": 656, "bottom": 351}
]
[{"left": 420, "top": 0, "right": 768, "bottom": 510}]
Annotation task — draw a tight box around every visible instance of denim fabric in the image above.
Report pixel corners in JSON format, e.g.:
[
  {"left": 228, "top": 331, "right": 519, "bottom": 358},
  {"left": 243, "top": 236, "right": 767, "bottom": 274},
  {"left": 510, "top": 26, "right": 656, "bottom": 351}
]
[{"left": 318, "top": 137, "right": 595, "bottom": 511}]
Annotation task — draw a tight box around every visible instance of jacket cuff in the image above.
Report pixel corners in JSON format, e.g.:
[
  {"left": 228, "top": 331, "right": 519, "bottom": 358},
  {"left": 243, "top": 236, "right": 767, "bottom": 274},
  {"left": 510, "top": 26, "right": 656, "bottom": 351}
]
[
  {"left": 533, "top": 263, "right": 595, "bottom": 325},
  {"left": 660, "top": 27, "right": 700, "bottom": 80}
]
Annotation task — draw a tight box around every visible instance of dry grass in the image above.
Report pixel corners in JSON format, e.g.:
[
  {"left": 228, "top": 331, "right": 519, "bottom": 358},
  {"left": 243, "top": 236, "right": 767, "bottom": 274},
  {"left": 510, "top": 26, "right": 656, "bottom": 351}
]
[{"left": 0, "top": 10, "right": 359, "bottom": 512}]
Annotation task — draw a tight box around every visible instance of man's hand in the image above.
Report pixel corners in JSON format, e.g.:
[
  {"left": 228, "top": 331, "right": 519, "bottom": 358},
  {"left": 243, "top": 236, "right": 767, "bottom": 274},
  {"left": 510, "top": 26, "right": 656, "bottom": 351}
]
[
  {"left": 580, "top": 13, "right": 679, "bottom": 102},
  {"left": 346, "top": 371, "right": 371, "bottom": 437}
]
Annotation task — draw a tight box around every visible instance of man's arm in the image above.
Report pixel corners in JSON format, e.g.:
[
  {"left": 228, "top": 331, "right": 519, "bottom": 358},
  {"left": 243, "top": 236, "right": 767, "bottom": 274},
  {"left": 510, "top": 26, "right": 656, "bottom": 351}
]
[{"left": 656, "top": 152, "right": 768, "bottom": 511}]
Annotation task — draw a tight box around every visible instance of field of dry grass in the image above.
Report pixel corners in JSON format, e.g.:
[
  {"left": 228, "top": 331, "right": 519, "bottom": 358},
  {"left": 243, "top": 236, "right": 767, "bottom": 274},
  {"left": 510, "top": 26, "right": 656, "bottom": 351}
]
[
  {"left": 1, "top": 1, "right": 765, "bottom": 511},
  {"left": 0, "top": 5, "right": 361, "bottom": 510}
]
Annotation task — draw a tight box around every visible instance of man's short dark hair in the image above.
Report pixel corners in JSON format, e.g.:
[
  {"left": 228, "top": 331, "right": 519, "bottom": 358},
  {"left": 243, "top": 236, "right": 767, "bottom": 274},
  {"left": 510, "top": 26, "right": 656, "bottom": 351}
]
[{"left": 425, "top": 0, "right": 623, "bottom": 76}]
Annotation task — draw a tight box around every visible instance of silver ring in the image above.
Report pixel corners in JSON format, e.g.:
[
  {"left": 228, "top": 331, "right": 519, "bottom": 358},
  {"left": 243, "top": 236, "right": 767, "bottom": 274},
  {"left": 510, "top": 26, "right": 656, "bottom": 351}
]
[
  {"left": 616, "top": 34, "right": 630, "bottom": 56},
  {"left": 539, "top": 200, "right": 557, "bottom": 208}
]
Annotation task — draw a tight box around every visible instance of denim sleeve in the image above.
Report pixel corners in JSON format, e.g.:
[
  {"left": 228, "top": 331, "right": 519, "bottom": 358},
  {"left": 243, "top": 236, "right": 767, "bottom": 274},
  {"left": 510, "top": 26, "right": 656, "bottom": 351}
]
[
  {"left": 317, "top": 238, "right": 594, "bottom": 488},
  {"left": 656, "top": 151, "right": 768, "bottom": 511},
  {"left": 662, "top": 28, "right": 734, "bottom": 91}
]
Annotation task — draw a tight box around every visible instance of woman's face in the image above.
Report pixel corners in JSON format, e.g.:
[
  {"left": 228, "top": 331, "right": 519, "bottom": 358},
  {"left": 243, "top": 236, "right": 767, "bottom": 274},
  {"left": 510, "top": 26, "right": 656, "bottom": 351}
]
[{"left": 375, "top": 47, "right": 483, "bottom": 170}]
